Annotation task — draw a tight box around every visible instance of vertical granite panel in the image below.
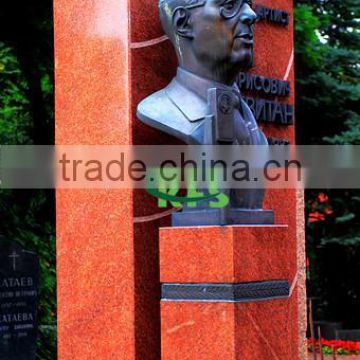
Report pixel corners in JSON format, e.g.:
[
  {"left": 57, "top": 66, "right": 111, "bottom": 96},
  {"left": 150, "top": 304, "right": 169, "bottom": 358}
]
[
  {"left": 235, "top": 298, "right": 298, "bottom": 359},
  {"left": 160, "top": 227, "right": 299, "bottom": 359},
  {"left": 54, "top": 0, "right": 135, "bottom": 359},
  {"left": 297, "top": 190, "right": 308, "bottom": 359},
  {"left": 129, "top": 1, "right": 178, "bottom": 359},
  {"left": 161, "top": 302, "right": 236, "bottom": 360},
  {"left": 160, "top": 226, "right": 295, "bottom": 284},
  {"left": 55, "top": 0, "right": 304, "bottom": 358}
]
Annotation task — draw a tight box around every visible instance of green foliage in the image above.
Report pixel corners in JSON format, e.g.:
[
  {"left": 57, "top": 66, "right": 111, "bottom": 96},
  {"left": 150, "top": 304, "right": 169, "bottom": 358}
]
[
  {"left": 37, "top": 326, "right": 57, "bottom": 360},
  {"left": 295, "top": 0, "right": 360, "bottom": 145},
  {"left": 324, "top": 112, "right": 360, "bottom": 144},
  {"left": 306, "top": 189, "right": 360, "bottom": 325},
  {"left": 0, "top": 43, "right": 32, "bottom": 144},
  {"left": 294, "top": 5, "right": 325, "bottom": 69},
  {"left": 296, "top": 0, "right": 360, "bottom": 327},
  {"left": 0, "top": 4, "right": 56, "bottom": 358}
]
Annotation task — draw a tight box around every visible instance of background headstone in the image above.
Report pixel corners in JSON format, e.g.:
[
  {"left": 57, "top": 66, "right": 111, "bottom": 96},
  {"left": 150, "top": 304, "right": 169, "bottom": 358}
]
[{"left": 0, "top": 236, "right": 39, "bottom": 360}]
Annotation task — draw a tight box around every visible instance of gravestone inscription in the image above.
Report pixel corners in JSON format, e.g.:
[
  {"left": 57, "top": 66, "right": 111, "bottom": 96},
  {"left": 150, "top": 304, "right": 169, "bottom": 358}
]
[
  {"left": 255, "top": 5, "right": 289, "bottom": 26},
  {"left": 0, "top": 236, "right": 39, "bottom": 360}
]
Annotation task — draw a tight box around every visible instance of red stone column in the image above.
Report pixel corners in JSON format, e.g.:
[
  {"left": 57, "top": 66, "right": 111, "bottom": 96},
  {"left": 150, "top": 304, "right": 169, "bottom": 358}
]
[
  {"left": 54, "top": 0, "right": 305, "bottom": 359},
  {"left": 54, "top": 1, "right": 136, "bottom": 359},
  {"left": 54, "top": 0, "right": 175, "bottom": 359},
  {"left": 155, "top": 0, "right": 304, "bottom": 357},
  {"left": 160, "top": 226, "right": 299, "bottom": 359}
]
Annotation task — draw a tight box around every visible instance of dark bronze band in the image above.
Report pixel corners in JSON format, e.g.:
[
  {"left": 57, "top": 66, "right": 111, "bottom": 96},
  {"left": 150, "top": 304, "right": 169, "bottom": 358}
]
[{"left": 161, "top": 280, "right": 290, "bottom": 303}]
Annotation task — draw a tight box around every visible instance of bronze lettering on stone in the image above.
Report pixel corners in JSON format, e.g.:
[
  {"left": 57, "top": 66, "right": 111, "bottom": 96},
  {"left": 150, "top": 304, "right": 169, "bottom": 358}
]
[
  {"left": 267, "top": 138, "right": 290, "bottom": 146},
  {"left": 244, "top": 96, "right": 294, "bottom": 125},
  {"left": 237, "top": 73, "right": 291, "bottom": 97},
  {"left": 255, "top": 5, "right": 289, "bottom": 26}
]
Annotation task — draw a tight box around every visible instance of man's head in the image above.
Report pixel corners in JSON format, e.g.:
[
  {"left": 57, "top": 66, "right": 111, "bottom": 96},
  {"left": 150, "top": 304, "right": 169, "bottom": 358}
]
[{"left": 159, "top": 0, "right": 257, "bottom": 84}]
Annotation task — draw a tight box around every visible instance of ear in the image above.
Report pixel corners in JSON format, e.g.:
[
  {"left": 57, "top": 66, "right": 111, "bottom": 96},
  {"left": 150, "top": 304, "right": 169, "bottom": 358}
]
[{"left": 173, "top": 7, "right": 193, "bottom": 39}]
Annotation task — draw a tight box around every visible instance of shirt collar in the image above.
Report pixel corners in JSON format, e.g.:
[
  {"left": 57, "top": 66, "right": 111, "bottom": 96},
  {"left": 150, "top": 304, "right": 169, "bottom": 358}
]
[{"left": 176, "top": 67, "right": 240, "bottom": 100}]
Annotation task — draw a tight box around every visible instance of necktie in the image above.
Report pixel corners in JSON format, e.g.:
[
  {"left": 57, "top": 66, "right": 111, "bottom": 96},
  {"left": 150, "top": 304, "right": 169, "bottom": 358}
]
[{"left": 232, "top": 87, "right": 261, "bottom": 145}]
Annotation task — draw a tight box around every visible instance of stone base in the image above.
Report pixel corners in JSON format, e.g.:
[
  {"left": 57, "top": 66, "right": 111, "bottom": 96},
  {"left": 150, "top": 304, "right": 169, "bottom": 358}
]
[
  {"left": 172, "top": 208, "right": 274, "bottom": 227},
  {"left": 160, "top": 226, "right": 299, "bottom": 360}
]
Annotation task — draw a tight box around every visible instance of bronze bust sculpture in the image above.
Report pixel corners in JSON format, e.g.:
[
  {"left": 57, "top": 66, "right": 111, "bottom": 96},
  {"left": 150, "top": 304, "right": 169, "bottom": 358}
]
[{"left": 137, "top": 0, "right": 274, "bottom": 226}]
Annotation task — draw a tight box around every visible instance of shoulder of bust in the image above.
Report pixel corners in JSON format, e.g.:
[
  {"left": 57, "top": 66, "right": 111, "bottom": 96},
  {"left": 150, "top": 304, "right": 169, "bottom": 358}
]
[{"left": 136, "top": 79, "right": 206, "bottom": 142}]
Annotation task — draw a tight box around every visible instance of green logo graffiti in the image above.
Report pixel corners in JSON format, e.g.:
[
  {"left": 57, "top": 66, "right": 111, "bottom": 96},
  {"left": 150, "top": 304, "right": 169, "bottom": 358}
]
[{"left": 145, "top": 167, "right": 229, "bottom": 208}]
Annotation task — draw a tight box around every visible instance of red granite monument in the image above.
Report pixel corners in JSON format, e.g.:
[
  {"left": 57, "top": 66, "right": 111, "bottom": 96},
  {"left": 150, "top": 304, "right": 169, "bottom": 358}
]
[{"left": 55, "top": 0, "right": 306, "bottom": 359}]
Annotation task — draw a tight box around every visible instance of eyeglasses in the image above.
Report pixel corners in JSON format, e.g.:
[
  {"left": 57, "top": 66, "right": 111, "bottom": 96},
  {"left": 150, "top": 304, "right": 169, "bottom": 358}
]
[{"left": 183, "top": 0, "right": 253, "bottom": 20}]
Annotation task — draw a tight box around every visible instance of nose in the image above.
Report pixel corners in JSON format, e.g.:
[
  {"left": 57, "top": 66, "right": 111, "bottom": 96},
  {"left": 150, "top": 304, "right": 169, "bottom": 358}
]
[{"left": 239, "top": 4, "right": 257, "bottom": 25}]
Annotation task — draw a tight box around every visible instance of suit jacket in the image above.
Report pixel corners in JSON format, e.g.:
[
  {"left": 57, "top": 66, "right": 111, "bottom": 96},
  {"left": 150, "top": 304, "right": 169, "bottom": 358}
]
[{"left": 137, "top": 67, "right": 267, "bottom": 146}]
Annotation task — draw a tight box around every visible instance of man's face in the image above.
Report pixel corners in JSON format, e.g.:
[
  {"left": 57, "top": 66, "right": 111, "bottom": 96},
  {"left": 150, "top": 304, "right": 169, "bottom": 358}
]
[{"left": 190, "top": 0, "right": 256, "bottom": 72}]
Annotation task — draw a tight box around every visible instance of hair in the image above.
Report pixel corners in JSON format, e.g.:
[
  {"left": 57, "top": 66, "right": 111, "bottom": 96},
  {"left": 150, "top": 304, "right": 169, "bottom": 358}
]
[
  {"left": 159, "top": 0, "right": 201, "bottom": 42},
  {"left": 159, "top": 0, "right": 179, "bottom": 42}
]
